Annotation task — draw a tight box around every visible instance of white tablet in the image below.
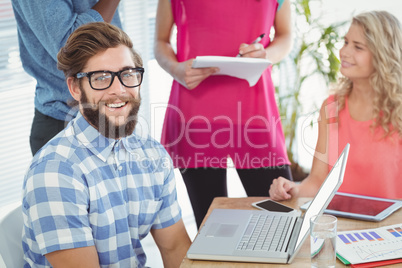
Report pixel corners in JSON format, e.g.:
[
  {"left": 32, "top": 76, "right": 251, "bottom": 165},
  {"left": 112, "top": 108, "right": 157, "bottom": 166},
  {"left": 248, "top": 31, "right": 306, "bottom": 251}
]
[{"left": 300, "top": 192, "right": 402, "bottom": 222}]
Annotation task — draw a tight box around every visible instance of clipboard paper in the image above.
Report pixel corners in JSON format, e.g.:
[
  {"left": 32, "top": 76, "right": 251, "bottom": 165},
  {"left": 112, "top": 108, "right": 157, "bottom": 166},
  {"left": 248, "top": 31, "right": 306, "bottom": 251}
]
[{"left": 191, "top": 56, "right": 272, "bottom": 87}]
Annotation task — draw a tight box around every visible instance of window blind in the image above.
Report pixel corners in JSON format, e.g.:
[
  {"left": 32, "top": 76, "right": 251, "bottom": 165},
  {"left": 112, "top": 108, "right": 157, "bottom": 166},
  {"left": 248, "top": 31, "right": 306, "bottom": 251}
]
[{"left": 0, "top": 0, "right": 35, "bottom": 206}]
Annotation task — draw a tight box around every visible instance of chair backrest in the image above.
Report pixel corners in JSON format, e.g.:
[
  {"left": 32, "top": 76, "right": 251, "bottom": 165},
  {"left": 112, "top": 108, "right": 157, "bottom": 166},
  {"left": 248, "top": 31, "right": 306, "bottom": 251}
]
[{"left": 0, "top": 202, "right": 24, "bottom": 268}]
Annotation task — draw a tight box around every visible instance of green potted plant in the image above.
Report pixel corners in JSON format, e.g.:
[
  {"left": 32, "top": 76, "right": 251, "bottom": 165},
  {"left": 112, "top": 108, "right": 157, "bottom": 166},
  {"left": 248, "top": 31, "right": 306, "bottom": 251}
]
[{"left": 274, "top": 0, "right": 346, "bottom": 181}]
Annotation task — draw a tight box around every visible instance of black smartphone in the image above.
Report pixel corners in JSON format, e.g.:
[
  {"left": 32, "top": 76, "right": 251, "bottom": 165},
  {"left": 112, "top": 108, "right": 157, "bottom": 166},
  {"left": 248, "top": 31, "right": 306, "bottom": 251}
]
[{"left": 252, "top": 199, "right": 295, "bottom": 213}]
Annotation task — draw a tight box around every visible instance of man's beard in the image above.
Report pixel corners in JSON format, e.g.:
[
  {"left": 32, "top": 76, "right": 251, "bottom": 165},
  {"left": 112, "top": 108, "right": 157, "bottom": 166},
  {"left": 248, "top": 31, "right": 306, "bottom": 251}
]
[{"left": 80, "top": 90, "right": 141, "bottom": 139}]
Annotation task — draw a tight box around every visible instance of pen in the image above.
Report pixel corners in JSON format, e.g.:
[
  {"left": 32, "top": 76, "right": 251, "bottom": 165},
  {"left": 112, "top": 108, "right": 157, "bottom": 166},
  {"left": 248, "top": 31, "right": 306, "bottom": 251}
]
[{"left": 236, "top": 33, "right": 266, "bottom": 57}]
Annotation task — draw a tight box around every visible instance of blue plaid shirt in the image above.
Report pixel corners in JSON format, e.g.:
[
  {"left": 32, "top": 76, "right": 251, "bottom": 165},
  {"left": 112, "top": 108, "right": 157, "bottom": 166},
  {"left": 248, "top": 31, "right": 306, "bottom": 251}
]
[{"left": 22, "top": 112, "right": 182, "bottom": 267}]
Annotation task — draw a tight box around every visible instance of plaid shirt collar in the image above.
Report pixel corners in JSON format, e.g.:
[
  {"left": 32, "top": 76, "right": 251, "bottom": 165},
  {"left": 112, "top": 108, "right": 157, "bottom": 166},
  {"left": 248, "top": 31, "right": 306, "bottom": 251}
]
[{"left": 71, "top": 112, "right": 145, "bottom": 162}]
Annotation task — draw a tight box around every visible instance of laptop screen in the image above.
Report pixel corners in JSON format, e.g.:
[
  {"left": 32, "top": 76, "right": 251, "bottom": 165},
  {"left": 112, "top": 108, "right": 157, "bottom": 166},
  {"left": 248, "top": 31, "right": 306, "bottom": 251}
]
[{"left": 294, "top": 145, "right": 349, "bottom": 251}]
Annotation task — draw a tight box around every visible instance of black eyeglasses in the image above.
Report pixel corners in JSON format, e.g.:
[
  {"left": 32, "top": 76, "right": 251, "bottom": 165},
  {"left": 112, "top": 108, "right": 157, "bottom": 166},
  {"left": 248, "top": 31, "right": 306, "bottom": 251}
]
[{"left": 76, "top": 67, "right": 144, "bottom": 90}]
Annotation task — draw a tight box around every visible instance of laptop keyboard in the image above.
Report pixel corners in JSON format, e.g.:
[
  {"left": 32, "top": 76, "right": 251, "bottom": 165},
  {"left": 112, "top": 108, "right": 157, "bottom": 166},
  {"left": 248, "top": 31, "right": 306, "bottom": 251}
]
[{"left": 236, "top": 214, "right": 292, "bottom": 252}]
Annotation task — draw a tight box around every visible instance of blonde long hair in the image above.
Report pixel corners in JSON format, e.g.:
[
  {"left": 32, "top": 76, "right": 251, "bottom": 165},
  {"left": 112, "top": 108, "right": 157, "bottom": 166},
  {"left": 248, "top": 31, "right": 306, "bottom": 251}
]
[{"left": 335, "top": 11, "right": 402, "bottom": 136}]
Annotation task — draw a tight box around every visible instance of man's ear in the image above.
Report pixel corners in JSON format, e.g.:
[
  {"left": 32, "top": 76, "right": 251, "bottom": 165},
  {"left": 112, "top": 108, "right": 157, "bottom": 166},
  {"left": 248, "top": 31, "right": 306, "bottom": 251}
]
[{"left": 67, "top": 77, "right": 81, "bottom": 101}]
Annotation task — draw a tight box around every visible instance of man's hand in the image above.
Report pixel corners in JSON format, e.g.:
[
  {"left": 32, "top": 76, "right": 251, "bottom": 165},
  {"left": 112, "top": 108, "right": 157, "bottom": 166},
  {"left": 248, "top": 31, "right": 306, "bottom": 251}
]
[{"left": 269, "top": 176, "right": 297, "bottom": 201}]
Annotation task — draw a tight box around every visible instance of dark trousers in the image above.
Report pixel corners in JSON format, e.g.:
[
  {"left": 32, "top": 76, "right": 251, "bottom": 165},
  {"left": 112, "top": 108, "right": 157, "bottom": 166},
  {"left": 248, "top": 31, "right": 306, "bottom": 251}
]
[
  {"left": 30, "top": 109, "right": 67, "bottom": 155},
  {"left": 180, "top": 165, "right": 293, "bottom": 228}
]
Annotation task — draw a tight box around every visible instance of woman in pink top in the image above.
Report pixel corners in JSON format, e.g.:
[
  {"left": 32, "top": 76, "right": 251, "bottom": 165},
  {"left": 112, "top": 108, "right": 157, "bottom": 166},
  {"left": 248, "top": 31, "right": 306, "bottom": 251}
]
[
  {"left": 155, "top": 0, "right": 293, "bottom": 227},
  {"left": 269, "top": 11, "right": 402, "bottom": 201}
]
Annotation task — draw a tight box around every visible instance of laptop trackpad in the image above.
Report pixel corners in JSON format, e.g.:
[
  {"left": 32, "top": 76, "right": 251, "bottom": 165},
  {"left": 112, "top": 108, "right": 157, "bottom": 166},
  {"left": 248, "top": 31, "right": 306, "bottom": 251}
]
[{"left": 205, "top": 223, "right": 238, "bottom": 237}]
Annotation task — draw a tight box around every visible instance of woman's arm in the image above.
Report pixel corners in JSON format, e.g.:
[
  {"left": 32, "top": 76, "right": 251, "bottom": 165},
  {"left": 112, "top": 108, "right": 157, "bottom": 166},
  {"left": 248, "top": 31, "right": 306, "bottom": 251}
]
[
  {"left": 238, "top": 0, "right": 292, "bottom": 63},
  {"left": 295, "top": 100, "right": 331, "bottom": 197},
  {"left": 153, "top": 0, "right": 218, "bottom": 89},
  {"left": 264, "top": 0, "right": 293, "bottom": 63},
  {"left": 269, "top": 100, "right": 331, "bottom": 200}
]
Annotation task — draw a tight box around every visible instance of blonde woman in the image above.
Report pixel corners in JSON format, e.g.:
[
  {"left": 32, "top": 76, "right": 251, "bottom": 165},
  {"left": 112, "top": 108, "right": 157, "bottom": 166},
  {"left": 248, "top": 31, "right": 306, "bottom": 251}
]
[{"left": 269, "top": 11, "right": 402, "bottom": 200}]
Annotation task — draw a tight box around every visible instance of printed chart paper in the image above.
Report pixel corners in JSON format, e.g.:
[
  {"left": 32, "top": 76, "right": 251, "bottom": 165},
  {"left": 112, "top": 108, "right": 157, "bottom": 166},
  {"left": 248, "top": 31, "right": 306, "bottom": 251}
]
[{"left": 336, "top": 224, "right": 402, "bottom": 264}]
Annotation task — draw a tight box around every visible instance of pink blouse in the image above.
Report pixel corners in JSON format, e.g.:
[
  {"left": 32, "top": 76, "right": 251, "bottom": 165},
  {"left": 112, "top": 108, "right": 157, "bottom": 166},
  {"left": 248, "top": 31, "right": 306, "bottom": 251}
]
[
  {"left": 327, "top": 95, "right": 402, "bottom": 199},
  {"left": 161, "top": 0, "right": 290, "bottom": 169}
]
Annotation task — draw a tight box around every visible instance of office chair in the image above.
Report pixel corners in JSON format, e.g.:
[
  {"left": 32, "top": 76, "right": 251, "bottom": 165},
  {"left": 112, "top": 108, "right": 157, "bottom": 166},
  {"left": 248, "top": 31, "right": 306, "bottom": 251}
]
[{"left": 0, "top": 202, "right": 24, "bottom": 268}]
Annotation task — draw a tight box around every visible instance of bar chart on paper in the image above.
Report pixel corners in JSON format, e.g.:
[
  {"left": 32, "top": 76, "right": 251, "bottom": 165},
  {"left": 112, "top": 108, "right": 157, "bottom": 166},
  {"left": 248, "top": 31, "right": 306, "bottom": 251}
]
[{"left": 336, "top": 224, "right": 402, "bottom": 265}]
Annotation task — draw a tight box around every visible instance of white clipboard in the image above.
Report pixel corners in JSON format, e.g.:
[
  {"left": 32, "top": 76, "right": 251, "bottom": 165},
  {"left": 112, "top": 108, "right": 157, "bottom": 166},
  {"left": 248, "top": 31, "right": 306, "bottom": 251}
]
[{"left": 191, "top": 56, "right": 271, "bottom": 87}]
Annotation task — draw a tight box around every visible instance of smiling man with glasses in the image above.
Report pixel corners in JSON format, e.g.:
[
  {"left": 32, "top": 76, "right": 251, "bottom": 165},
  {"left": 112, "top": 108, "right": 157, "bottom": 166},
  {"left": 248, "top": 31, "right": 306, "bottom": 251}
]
[{"left": 21, "top": 22, "right": 191, "bottom": 268}]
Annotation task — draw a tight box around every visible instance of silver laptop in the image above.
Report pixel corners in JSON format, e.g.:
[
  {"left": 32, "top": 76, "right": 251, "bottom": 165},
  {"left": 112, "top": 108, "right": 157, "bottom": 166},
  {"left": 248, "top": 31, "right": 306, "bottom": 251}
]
[{"left": 187, "top": 144, "right": 350, "bottom": 264}]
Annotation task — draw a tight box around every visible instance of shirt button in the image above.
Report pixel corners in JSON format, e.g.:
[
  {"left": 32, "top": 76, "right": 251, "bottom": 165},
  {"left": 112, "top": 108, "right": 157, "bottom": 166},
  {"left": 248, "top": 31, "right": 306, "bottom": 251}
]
[{"left": 118, "top": 166, "right": 123, "bottom": 171}]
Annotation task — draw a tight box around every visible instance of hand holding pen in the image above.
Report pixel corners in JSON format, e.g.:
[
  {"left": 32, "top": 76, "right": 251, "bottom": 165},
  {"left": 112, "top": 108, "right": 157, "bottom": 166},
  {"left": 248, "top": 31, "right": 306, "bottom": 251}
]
[{"left": 236, "top": 33, "right": 266, "bottom": 57}]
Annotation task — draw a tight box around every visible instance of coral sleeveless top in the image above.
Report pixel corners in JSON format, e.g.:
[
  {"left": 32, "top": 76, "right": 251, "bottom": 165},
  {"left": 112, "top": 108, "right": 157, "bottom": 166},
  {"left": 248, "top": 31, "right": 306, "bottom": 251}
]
[{"left": 327, "top": 95, "right": 402, "bottom": 199}]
